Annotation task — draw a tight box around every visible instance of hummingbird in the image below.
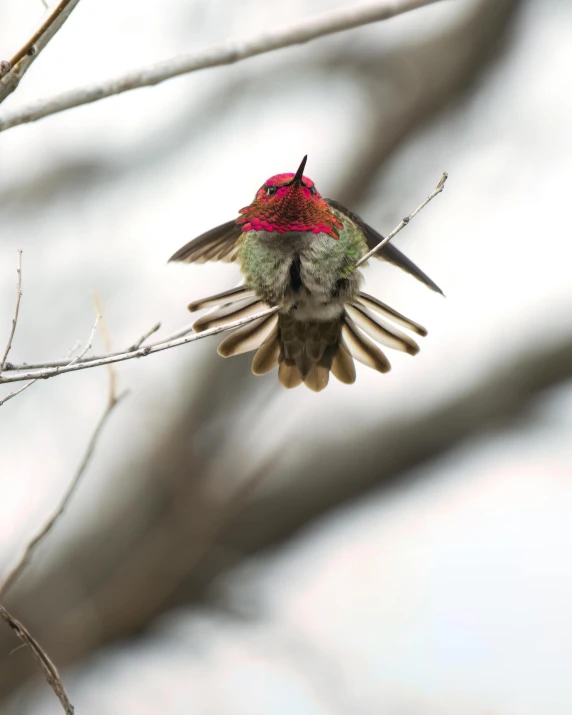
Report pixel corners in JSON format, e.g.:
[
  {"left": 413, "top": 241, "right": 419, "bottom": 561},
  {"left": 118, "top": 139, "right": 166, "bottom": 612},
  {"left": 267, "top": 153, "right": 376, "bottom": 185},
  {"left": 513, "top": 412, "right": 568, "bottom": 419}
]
[{"left": 169, "top": 156, "right": 441, "bottom": 392}]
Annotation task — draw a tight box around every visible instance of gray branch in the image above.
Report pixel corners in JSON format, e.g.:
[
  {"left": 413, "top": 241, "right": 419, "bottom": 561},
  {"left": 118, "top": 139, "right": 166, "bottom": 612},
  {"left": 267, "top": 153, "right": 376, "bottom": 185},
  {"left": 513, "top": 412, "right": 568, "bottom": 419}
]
[
  {"left": 356, "top": 173, "right": 447, "bottom": 267},
  {"left": 0, "top": 307, "right": 280, "bottom": 387},
  {"left": 0, "top": 250, "right": 23, "bottom": 373},
  {"left": 0, "top": 0, "right": 441, "bottom": 132}
]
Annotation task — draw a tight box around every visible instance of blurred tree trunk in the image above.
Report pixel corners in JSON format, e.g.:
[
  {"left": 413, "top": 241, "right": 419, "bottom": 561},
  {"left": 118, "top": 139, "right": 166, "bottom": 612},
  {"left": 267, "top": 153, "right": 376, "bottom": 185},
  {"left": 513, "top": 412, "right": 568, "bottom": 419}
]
[{"left": 0, "top": 0, "right": 522, "bottom": 703}]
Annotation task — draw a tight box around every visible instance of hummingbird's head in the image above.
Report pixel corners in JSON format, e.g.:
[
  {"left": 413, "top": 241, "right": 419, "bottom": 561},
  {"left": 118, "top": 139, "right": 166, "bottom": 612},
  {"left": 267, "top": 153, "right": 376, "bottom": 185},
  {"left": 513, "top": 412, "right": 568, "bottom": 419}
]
[{"left": 236, "top": 155, "right": 344, "bottom": 238}]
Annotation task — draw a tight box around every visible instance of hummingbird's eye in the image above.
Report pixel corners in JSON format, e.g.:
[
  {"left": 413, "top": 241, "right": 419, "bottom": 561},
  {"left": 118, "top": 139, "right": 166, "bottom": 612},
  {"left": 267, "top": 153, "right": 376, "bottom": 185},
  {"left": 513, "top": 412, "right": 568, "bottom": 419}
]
[
  {"left": 309, "top": 186, "right": 317, "bottom": 196},
  {"left": 266, "top": 186, "right": 277, "bottom": 197}
]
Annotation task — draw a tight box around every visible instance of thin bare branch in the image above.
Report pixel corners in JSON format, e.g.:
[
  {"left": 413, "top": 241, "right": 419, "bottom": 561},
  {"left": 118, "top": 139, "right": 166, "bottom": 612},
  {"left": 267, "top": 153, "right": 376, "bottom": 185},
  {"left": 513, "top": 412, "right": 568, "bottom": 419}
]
[
  {"left": 63, "top": 339, "right": 82, "bottom": 361},
  {"left": 158, "top": 322, "right": 196, "bottom": 342},
  {"left": 0, "top": 250, "right": 23, "bottom": 373},
  {"left": 0, "top": 251, "right": 35, "bottom": 405},
  {"left": 355, "top": 172, "right": 448, "bottom": 268},
  {"left": 0, "top": 605, "right": 74, "bottom": 714},
  {"left": 0, "top": 306, "right": 280, "bottom": 385},
  {"left": 0, "top": 306, "right": 101, "bottom": 406},
  {"left": 4, "top": 320, "right": 194, "bottom": 372},
  {"left": 0, "top": 379, "right": 36, "bottom": 407},
  {"left": 0, "top": 0, "right": 441, "bottom": 132},
  {"left": 0, "top": 0, "right": 83, "bottom": 104},
  {"left": 129, "top": 321, "right": 162, "bottom": 351},
  {"left": 67, "top": 313, "right": 100, "bottom": 366}
]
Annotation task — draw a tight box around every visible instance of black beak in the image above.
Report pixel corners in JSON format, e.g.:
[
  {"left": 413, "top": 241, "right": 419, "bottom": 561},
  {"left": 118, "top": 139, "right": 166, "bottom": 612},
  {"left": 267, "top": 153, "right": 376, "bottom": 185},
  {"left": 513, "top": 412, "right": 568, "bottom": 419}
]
[{"left": 287, "top": 155, "right": 307, "bottom": 187}]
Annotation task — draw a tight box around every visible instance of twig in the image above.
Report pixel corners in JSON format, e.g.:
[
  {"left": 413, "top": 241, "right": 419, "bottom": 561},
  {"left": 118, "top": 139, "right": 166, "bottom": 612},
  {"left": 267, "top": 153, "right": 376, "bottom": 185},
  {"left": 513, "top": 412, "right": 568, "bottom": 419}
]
[
  {"left": 63, "top": 339, "right": 82, "bottom": 361},
  {"left": 0, "top": 297, "right": 101, "bottom": 405},
  {"left": 0, "top": 251, "right": 35, "bottom": 406},
  {"left": 0, "top": 380, "right": 37, "bottom": 407},
  {"left": 0, "top": 0, "right": 83, "bottom": 104},
  {"left": 129, "top": 321, "right": 162, "bottom": 351},
  {"left": 0, "top": 250, "right": 23, "bottom": 373},
  {"left": 0, "top": 605, "right": 74, "bottom": 715},
  {"left": 4, "top": 321, "right": 194, "bottom": 372},
  {"left": 159, "top": 321, "right": 196, "bottom": 342},
  {"left": 0, "top": 0, "right": 442, "bottom": 132},
  {"left": 67, "top": 313, "right": 100, "bottom": 366},
  {"left": 0, "top": 306, "right": 280, "bottom": 385},
  {"left": 355, "top": 172, "right": 448, "bottom": 268}
]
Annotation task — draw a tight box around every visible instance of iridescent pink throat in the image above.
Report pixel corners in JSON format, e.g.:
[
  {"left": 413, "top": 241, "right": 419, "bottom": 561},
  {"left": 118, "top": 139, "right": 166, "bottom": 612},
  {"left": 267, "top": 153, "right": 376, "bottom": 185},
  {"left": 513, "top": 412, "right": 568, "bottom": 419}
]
[{"left": 236, "top": 173, "right": 344, "bottom": 239}]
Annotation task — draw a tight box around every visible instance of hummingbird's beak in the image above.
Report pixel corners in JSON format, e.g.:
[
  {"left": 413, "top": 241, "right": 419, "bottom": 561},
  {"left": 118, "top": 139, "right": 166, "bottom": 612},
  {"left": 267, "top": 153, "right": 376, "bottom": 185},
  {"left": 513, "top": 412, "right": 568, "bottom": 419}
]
[{"left": 287, "top": 155, "right": 308, "bottom": 187}]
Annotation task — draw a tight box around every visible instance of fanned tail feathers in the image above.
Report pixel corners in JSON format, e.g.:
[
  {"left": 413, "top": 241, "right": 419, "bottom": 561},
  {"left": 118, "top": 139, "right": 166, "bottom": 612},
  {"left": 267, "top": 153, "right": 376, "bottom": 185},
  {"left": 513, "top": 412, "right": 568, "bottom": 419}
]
[
  {"left": 192, "top": 296, "right": 267, "bottom": 332},
  {"left": 188, "top": 285, "right": 256, "bottom": 313},
  {"left": 188, "top": 287, "right": 426, "bottom": 391}
]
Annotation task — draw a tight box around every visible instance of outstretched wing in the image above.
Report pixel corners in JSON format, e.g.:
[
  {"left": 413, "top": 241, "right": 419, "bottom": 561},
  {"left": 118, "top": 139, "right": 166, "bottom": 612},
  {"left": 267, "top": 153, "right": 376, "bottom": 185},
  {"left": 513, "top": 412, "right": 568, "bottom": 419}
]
[
  {"left": 169, "top": 204, "right": 443, "bottom": 296},
  {"left": 325, "top": 199, "right": 443, "bottom": 295},
  {"left": 169, "top": 220, "right": 242, "bottom": 263}
]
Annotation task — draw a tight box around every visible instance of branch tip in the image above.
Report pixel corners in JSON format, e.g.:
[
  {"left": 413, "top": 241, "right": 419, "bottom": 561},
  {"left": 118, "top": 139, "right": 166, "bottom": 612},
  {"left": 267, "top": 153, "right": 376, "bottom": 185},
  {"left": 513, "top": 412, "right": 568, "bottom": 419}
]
[{"left": 355, "top": 171, "right": 448, "bottom": 268}]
